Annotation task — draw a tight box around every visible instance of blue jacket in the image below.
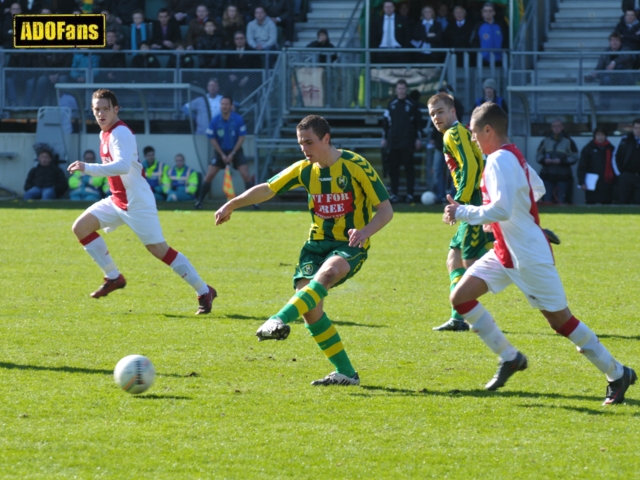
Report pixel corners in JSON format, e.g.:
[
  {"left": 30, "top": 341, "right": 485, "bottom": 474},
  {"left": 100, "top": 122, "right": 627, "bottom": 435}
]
[{"left": 472, "top": 21, "right": 504, "bottom": 62}]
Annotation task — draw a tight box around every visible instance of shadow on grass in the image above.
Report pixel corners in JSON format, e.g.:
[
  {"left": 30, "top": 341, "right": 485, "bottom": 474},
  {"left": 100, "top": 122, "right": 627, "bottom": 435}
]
[
  {"left": 355, "top": 384, "right": 613, "bottom": 403},
  {"left": 596, "top": 334, "right": 640, "bottom": 341},
  {"left": 136, "top": 394, "right": 192, "bottom": 400},
  {"left": 222, "top": 313, "right": 266, "bottom": 321},
  {"left": 0, "top": 362, "right": 184, "bottom": 378},
  {"left": 290, "top": 319, "right": 388, "bottom": 328},
  {"left": 518, "top": 403, "right": 639, "bottom": 415}
]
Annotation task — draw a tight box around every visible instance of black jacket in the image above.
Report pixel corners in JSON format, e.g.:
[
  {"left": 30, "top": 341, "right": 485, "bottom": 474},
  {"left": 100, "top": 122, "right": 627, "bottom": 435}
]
[
  {"left": 615, "top": 133, "right": 640, "bottom": 174},
  {"left": 622, "top": 0, "right": 640, "bottom": 12},
  {"left": 226, "top": 46, "right": 261, "bottom": 69},
  {"left": 443, "top": 19, "right": 474, "bottom": 49},
  {"left": 371, "top": 14, "right": 411, "bottom": 48},
  {"left": 151, "top": 19, "right": 182, "bottom": 49},
  {"left": 578, "top": 140, "right": 615, "bottom": 182},
  {"left": 306, "top": 40, "right": 337, "bottom": 63},
  {"left": 131, "top": 52, "right": 161, "bottom": 68},
  {"left": 382, "top": 97, "right": 422, "bottom": 150},
  {"left": 197, "top": 33, "right": 224, "bottom": 68},
  {"left": 24, "top": 164, "right": 68, "bottom": 197},
  {"left": 615, "top": 19, "right": 640, "bottom": 50},
  {"left": 412, "top": 19, "right": 443, "bottom": 49}
]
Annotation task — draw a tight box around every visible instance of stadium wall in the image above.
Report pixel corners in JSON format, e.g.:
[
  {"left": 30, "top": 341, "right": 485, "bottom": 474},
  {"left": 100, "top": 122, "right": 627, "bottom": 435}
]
[{"left": 0, "top": 133, "right": 256, "bottom": 198}]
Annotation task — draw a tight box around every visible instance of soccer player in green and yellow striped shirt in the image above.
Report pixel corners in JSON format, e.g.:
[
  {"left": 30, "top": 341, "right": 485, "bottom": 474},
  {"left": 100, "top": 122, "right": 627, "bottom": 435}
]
[
  {"left": 428, "top": 92, "right": 493, "bottom": 332},
  {"left": 215, "top": 115, "right": 393, "bottom": 386}
]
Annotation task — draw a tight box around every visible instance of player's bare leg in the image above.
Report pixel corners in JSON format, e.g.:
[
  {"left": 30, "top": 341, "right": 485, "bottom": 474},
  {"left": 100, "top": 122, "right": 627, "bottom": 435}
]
[
  {"left": 541, "top": 308, "right": 635, "bottom": 405},
  {"left": 195, "top": 164, "right": 222, "bottom": 209},
  {"left": 145, "top": 241, "right": 216, "bottom": 315},
  {"left": 72, "top": 212, "right": 126, "bottom": 298}
]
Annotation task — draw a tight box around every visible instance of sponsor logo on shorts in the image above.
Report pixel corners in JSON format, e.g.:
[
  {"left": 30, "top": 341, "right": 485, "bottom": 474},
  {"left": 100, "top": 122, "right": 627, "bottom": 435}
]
[
  {"left": 311, "top": 192, "right": 354, "bottom": 219},
  {"left": 14, "top": 14, "right": 106, "bottom": 48},
  {"left": 302, "top": 264, "right": 314, "bottom": 275}
]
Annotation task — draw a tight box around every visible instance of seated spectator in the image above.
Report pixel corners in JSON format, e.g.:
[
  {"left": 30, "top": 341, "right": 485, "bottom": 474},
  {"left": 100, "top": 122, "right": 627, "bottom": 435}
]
[
  {"left": 470, "top": 1, "right": 507, "bottom": 66},
  {"left": 128, "top": 10, "right": 151, "bottom": 50},
  {"left": 166, "top": 41, "right": 196, "bottom": 68},
  {"left": 185, "top": 4, "right": 212, "bottom": 49},
  {"left": 23, "top": 144, "right": 67, "bottom": 201},
  {"left": 162, "top": 153, "right": 199, "bottom": 201},
  {"left": 182, "top": 78, "right": 223, "bottom": 134},
  {"left": 622, "top": 0, "right": 640, "bottom": 16},
  {"left": 69, "top": 150, "right": 108, "bottom": 201},
  {"left": 411, "top": 5, "right": 443, "bottom": 63},
  {"left": 197, "top": 19, "right": 224, "bottom": 68},
  {"left": 168, "top": 0, "right": 197, "bottom": 25},
  {"left": 220, "top": 4, "right": 245, "bottom": 49},
  {"left": 536, "top": 118, "right": 578, "bottom": 205},
  {"left": 577, "top": 126, "right": 615, "bottom": 205},
  {"left": 443, "top": 6, "right": 474, "bottom": 66},
  {"left": 141, "top": 146, "right": 168, "bottom": 201},
  {"left": 131, "top": 43, "right": 161, "bottom": 68},
  {"left": 586, "top": 32, "right": 635, "bottom": 86},
  {"left": 613, "top": 118, "right": 640, "bottom": 204},
  {"left": 436, "top": 4, "right": 450, "bottom": 31},
  {"left": 31, "top": 51, "right": 72, "bottom": 107},
  {"left": 96, "top": 31, "right": 126, "bottom": 82},
  {"left": 370, "top": 1, "right": 411, "bottom": 64},
  {"left": 246, "top": 5, "right": 278, "bottom": 51},
  {"left": 262, "top": 0, "right": 294, "bottom": 47},
  {"left": 475, "top": 78, "right": 508, "bottom": 113},
  {"left": 70, "top": 49, "right": 100, "bottom": 83},
  {"left": 306, "top": 28, "right": 337, "bottom": 63},
  {"left": 151, "top": 8, "right": 182, "bottom": 50},
  {"left": 615, "top": 9, "right": 640, "bottom": 51},
  {"left": 101, "top": 7, "right": 126, "bottom": 45}
]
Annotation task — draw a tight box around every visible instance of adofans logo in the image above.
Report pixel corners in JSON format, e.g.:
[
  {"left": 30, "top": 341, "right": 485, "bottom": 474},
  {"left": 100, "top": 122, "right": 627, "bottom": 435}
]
[{"left": 14, "top": 14, "right": 105, "bottom": 48}]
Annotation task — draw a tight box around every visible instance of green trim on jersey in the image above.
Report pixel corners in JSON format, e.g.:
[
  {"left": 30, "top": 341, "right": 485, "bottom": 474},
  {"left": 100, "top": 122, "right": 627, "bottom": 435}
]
[{"left": 443, "top": 122, "right": 484, "bottom": 206}]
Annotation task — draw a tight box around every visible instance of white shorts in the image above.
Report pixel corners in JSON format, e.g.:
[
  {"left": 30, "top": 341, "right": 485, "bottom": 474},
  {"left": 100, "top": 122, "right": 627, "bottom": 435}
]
[
  {"left": 87, "top": 197, "right": 165, "bottom": 245},
  {"left": 466, "top": 249, "right": 567, "bottom": 312}
]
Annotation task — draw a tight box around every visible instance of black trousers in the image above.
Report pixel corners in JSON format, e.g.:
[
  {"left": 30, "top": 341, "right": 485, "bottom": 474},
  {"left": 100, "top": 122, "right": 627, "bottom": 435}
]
[
  {"left": 619, "top": 171, "right": 640, "bottom": 204},
  {"left": 388, "top": 148, "right": 415, "bottom": 196}
]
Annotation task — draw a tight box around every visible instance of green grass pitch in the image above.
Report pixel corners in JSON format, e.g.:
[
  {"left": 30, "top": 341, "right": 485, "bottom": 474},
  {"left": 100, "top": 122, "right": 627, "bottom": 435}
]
[{"left": 0, "top": 204, "right": 639, "bottom": 478}]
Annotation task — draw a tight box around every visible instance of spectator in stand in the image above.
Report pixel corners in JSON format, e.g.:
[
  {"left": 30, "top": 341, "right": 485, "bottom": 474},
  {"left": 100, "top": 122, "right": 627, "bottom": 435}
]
[
  {"left": 96, "top": 31, "right": 125, "bottom": 82},
  {"left": 436, "top": 4, "right": 450, "bottom": 31},
  {"left": 536, "top": 118, "right": 578, "bottom": 205},
  {"left": 128, "top": 10, "right": 151, "bottom": 50},
  {"left": 69, "top": 150, "right": 108, "bottom": 201},
  {"left": 262, "top": 0, "right": 294, "bottom": 47},
  {"left": 586, "top": 32, "right": 635, "bottom": 87},
  {"left": 110, "top": 0, "right": 144, "bottom": 26},
  {"left": 185, "top": 4, "right": 211, "bottom": 49},
  {"left": 443, "top": 6, "right": 474, "bottom": 67},
  {"left": 20, "top": 0, "right": 45, "bottom": 14},
  {"left": 381, "top": 79, "right": 423, "bottom": 203},
  {"left": 69, "top": 49, "right": 100, "bottom": 83},
  {"left": 197, "top": 19, "right": 224, "bottom": 68},
  {"left": 306, "top": 28, "right": 337, "bottom": 63},
  {"left": 151, "top": 8, "right": 182, "bottom": 51},
  {"left": 141, "top": 146, "right": 168, "bottom": 202},
  {"left": 31, "top": 50, "right": 72, "bottom": 107},
  {"left": 182, "top": 78, "right": 224, "bottom": 134},
  {"left": 101, "top": 7, "right": 126, "bottom": 45},
  {"left": 168, "top": 0, "right": 197, "bottom": 25},
  {"left": 1, "top": 2, "right": 20, "bottom": 49},
  {"left": 613, "top": 118, "right": 640, "bottom": 204},
  {"left": 167, "top": 41, "right": 196, "bottom": 68},
  {"left": 162, "top": 153, "right": 199, "bottom": 202},
  {"left": 470, "top": 2, "right": 507, "bottom": 66},
  {"left": 370, "top": 1, "right": 411, "bottom": 64},
  {"left": 411, "top": 5, "right": 443, "bottom": 63},
  {"left": 475, "top": 78, "right": 508, "bottom": 113},
  {"left": 226, "top": 31, "right": 262, "bottom": 101},
  {"left": 622, "top": 0, "right": 640, "bottom": 15},
  {"left": 615, "top": 9, "right": 640, "bottom": 51},
  {"left": 398, "top": 2, "right": 415, "bottom": 31},
  {"left": 221, "top": 4, "right": 245, "bottom": 49},
  {"left": 577, "top": 126, "right": 615, "bottom": 205},
  {"left": 23, "top": 144, "right": 68, "bottom": 201},
  {"left": 246, "top": 5, "right": 278, "bottom": 52},
  {"left": 131, "top": 42, "right": 161, "bottom": 68}
]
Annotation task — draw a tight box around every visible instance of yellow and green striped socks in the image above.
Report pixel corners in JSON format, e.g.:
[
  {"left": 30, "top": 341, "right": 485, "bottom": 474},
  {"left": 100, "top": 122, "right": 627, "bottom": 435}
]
[
  {"left": 272, "top": 280, "right": 328, "bottom": 324},
  {"left": 306, "top": 314, "right": 356, "bottom": 377},
  {"left": 450, "top": 268, "right": 466, "bottom": 322}
]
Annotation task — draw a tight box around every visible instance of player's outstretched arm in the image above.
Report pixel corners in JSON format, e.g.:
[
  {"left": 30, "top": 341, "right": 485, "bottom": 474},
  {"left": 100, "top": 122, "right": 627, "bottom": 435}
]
[
  {"left": 347, "top": 199, "right": 393, "bottom": 248},
  {"left": 215, "top": 183, "right": 275, "bottom": 225}
]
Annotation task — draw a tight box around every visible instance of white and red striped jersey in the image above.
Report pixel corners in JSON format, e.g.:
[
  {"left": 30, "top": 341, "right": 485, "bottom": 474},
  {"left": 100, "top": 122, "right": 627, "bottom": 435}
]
[
  {"left": 454, "top": 144, "right": 553, "bottom": 269},
  {"left": 84, "top": 120, "right": 155, "bottom": 211}
]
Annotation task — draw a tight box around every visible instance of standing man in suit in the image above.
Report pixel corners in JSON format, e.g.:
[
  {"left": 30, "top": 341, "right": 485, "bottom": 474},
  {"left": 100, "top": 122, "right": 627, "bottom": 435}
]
[
  {"left": 443, "top": 5, "right": 474, "bottom": 67},
  {"left": 370, "top": 1, "right": 411, "bottom": 64}
]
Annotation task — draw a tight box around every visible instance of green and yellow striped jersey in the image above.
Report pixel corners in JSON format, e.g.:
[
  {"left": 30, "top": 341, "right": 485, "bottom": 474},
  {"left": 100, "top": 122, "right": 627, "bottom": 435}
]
[
  {"left": 268, "top": 149, "right": 389, "bottom": 248},
  {"left": 443, "top": 122, "right": 484, "bottom": 206}
]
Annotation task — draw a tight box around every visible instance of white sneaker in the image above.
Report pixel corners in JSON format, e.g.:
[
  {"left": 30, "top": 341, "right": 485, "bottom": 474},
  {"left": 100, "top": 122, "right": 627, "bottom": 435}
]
[
  {"left": 311, "top": 371, "right": 360, "bottom": 386},
  {"left": 256, "top": 318, "right": 291, "bottom": 341}
]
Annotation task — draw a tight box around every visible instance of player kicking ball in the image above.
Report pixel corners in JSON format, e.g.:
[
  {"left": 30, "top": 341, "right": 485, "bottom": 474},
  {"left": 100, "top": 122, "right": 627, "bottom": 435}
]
[
  {"left": 67, "top": 89, "right": 216, "bottom": 315},
  {"left": 444, "top": 102, "right": 635, "bottom": 405},
  {"left": 215, "top": 115, "right": 393, "bottom": 386}
]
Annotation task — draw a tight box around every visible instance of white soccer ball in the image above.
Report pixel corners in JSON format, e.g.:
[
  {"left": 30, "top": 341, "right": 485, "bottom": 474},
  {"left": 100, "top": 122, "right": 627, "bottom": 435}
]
[
  {"left": 421, "top": 191, "right": 436, "bottom": 205},
  {"left": 114, "top": 355, "right": 156, "bottom": 394}
]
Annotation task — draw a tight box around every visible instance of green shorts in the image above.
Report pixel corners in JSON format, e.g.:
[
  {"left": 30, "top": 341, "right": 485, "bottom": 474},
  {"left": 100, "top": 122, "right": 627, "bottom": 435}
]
[
  {"left": 292, "top": 240, "right": 368, "bottom": 289},
  {"left": 449, "top": 221, "right": 494, "bottom": 260}
]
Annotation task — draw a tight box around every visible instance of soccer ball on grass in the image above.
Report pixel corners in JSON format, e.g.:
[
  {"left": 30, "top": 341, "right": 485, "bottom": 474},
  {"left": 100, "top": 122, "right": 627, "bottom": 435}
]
[{"left": 114, "top": 355, "right": 156, "bottom": 394}]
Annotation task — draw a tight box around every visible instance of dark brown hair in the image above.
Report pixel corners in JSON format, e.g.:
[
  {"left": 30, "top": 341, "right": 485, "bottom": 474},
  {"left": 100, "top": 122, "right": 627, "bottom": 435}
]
[
  {"left": 297, "top": 115, "right": 331, "bottom": 141},
  {"left": 92, "top": 88, "right": 119, "bottom": 108}
]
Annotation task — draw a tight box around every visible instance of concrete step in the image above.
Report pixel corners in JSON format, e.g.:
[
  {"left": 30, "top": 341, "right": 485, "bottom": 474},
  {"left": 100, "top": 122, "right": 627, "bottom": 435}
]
[
  {"left": 310, "top": 1, "right": 358, "bottom": 11},
  {"left": 552, "top": 19, "right": 620, "bottom": 29},
  {"left": 555, "top": 10, "right": 619, "bottom": 20},
  {"left": 544, "top": 38, "right": 609, "bottom": 49},
  {"left": 536, "top": 59, "right": 598, "bottom": 69},
  {"left": 546, "top": 29, "right": 612, "bottom": 39}
]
